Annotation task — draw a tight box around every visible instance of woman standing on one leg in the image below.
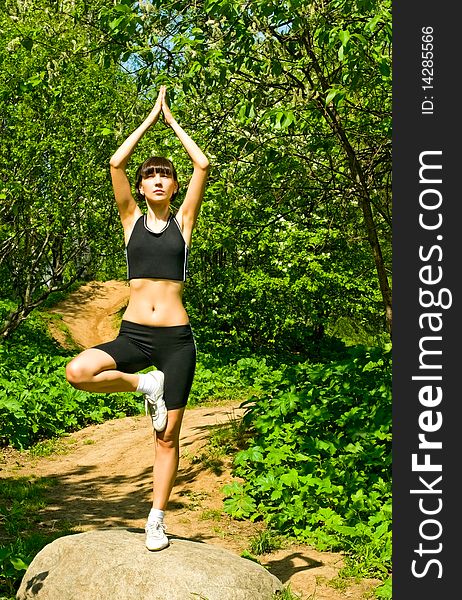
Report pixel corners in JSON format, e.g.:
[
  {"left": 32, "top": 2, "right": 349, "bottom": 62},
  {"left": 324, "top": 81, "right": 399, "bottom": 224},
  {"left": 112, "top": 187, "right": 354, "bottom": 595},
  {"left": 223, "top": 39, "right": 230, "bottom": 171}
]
[{"left": 65, "top": 85, "right": 209, "bottom": 550}]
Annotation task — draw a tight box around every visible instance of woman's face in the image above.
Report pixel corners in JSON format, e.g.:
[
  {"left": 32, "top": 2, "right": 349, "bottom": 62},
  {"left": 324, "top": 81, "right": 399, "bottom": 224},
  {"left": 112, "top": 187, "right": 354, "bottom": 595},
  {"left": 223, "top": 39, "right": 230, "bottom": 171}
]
[{"left": 139, "top": 171, "right": 178, "bottom": 203}]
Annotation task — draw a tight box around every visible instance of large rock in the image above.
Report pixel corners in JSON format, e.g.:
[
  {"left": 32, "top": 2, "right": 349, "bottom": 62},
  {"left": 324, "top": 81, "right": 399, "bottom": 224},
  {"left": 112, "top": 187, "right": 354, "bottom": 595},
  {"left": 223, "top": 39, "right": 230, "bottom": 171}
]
[{"left": 16, "top": 529, "right": 283, "bottom": 600}]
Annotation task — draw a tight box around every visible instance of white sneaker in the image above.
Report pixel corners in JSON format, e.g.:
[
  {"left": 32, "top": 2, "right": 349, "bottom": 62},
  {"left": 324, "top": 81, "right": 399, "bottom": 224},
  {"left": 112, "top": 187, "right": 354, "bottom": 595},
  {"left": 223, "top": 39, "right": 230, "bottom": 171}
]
[
  {"left": 145, "top": 519, "right": 169, "bottom": 551},
  {"left": 144, "top": 370, "right": 167, "bottom": 432}
]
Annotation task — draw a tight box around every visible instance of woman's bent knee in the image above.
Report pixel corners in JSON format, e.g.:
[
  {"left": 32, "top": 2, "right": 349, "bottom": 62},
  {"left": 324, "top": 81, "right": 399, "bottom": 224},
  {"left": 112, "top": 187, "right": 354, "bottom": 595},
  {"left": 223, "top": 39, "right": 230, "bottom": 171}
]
[
  {"left": 65, "top": 349, "right": 116, "bottom": 388},
  {"left": 65, "top": 360, "right": 89, "bottom": 388}
]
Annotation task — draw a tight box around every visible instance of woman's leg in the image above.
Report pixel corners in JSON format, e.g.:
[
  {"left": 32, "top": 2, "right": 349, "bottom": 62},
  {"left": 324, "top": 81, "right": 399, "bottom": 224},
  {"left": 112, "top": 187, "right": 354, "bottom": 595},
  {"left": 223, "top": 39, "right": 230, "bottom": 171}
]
[
  {"left": 149, "top": 326, "right": 195, "bottom": 509},
  {"left": 65, "top": 348, "right": 140, "bottom": 392},
  {"left": 145, "top": 407, "right": 185, "bottom": 550},
  {"left": 152, "top": 407, "right": 186, "bottom": 510}
]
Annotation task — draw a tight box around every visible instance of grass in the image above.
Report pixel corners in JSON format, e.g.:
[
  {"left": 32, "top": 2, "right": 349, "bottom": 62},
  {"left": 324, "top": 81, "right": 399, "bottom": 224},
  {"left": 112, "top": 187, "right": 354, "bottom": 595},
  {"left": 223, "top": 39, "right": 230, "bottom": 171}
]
[
  {"left": 240, "top": 549, "right": 262, "bottom": 564},
  {"left": 199, "top": 509, "right": 222, "bottom": 521},
  {"left": 0, "top": 476, "right": 77, "bottom": 598},
  {"left": 211, "top": 525, "right": 226, "bottom": 539},
  {"left": 177, "top": 490, "right": 209, "bottom": 511},
  {"left": 249, "top": 528, "right": 285, "bottom": 555},
  {"left": 1, "top": 293, "right": 389, "bottom": 600},
  {"left": 27, "top": 436, "right": 75, "bottom": 458},
  {"left": 191, "top": 414, "right": 251, "bottom": 475},
  {"left": 275, "top": 585, "right": 307, "bottom": 599},
  {"left": 39, "top": 311, "right": 82, "bottom": 352},
  {"left": 324, "top": 575, "right": 348, "bottom": 591}
]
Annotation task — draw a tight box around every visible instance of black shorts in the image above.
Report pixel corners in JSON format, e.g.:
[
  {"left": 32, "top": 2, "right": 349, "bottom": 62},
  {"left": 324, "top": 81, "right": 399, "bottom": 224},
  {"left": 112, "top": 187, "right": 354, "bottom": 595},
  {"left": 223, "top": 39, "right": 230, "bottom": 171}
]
[{"left": 94, "top": 320, "right": 196, "bottom": 410}]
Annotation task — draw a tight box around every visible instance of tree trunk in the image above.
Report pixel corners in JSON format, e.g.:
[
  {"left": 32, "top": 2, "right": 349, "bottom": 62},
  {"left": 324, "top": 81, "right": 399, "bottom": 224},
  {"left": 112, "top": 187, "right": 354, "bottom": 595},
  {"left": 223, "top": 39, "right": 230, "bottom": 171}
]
[
  {"left": 0, "top": 306, "right": 33, "bottom": 339},
  {"left": 299, "top": 32, "right": 393, "bottom": 336},
  {"left": 328, "top": 114, "right": 393, "bottom": 336}
]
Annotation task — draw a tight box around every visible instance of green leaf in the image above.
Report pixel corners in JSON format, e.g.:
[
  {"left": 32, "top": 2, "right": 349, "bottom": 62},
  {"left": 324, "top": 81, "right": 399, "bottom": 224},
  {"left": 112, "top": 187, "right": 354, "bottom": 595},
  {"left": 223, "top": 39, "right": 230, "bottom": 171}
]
[
  {"left": 10, "top": 556, "right": 29, "bottom": 571},
  {"left": 366, "top": 15, "right": 382, "bottom": 32},
  {"left": 338, "top": 30, "right": 350, "bottom": 45},
  {"left": 280, "top": 469, "right": 299, "bottom": 488},
  {"left": 223, "top": 493, "right": 257, "bottom": 519},
  {"left": 378, "top": 60, "right": 391, "bottom": 77},
  {"left": 20, "top": 37, "right": 33, "bottom": 51},
  {"left": 325, "top": 88, "right": 339, "bottom": 104}
]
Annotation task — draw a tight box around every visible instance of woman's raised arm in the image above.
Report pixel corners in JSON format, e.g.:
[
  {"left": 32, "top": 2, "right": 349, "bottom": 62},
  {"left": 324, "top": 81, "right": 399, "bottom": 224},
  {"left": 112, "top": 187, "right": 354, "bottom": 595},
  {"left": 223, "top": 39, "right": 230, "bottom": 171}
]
[
  {"left": 161, "top": 90, "right": 209, "bottom": 244},
  {"left": 109, "top": 87, "right": 164, "bottom": 228}
]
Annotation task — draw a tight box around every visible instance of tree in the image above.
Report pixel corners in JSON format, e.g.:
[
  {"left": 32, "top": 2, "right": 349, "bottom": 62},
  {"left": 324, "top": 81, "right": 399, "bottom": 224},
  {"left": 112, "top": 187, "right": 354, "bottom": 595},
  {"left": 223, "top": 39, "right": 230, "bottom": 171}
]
[
  {"left": 95, "top": 0, "right": 392, "bottom": 338},
  {"left": 1, "top": 0, "right": 392, "bottom": 347},
  {"left": 0, "top": 1, "right": 138, "bottom": 337}
]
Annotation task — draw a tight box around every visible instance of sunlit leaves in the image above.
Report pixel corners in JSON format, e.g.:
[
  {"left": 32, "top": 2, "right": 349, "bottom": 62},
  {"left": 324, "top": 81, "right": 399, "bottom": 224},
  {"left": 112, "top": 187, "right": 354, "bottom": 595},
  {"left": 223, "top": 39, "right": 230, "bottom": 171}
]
[
  {"left": 0, "top": 1, "right": 140, "bottom": 335},
  {"left": 1, "top": 0, "right": 391, "bottom": 345},
  {"left": 0, "top": 352, "right": 140, "bottom": 448},
  {"left": 222, "top": 345, "right": 392, "bottom": 576}
]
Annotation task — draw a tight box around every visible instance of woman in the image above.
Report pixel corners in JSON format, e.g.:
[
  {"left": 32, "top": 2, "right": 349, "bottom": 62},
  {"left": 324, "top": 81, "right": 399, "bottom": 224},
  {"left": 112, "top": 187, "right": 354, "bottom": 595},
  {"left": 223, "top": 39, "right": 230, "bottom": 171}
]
[{"left": 65, "top": 85, "right": 209, "bottom": 551}]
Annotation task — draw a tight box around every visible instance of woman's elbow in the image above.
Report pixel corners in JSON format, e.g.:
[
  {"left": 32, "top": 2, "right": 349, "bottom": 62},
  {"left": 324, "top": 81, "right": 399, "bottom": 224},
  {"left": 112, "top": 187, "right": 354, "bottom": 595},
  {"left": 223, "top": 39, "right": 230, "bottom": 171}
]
[{"left": 196, "top": 159, "right": 210, "bottom": 172}]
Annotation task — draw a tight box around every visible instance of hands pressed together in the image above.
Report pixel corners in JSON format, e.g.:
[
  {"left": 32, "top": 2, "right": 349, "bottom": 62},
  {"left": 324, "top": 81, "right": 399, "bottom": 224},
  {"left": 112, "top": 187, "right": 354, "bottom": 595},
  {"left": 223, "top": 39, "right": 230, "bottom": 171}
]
[{"left": 149, "top": 85, "right": 175, "bottom": 125}]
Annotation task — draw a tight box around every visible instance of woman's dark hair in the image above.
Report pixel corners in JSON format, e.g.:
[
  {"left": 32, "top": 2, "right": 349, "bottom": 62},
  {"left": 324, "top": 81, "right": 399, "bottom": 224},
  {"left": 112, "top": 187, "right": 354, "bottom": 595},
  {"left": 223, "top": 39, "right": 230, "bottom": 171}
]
[{"left": 134, "top": 156, "right": 179, "bottom": 202}]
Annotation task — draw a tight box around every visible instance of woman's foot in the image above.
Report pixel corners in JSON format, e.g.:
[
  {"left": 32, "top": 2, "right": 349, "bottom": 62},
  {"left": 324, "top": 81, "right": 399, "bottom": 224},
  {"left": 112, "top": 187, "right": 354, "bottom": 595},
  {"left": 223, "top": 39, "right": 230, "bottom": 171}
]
[
  {"left": 145, "top": 518, "right": 169, "bottom": 551},
  {"left": 143, "top": 370, "right": 167, "bottom": 432}
]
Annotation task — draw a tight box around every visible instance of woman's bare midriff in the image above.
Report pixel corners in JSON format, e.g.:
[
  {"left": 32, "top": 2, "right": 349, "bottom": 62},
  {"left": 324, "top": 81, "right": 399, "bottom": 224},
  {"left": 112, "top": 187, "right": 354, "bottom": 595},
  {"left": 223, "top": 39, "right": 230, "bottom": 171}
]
[{"left": 121, "top": 278, "right": 189, "bottom": 327}]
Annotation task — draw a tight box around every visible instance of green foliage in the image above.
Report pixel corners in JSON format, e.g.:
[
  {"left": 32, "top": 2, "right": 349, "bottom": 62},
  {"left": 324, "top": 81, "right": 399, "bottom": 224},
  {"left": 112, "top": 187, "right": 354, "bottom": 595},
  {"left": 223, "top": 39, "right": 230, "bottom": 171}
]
[
  {"left": 189, "top": 354, "right": 288, "bottom": 405},
  {"left": 1, "top": 2, "right": 393, "bottom": 592},
  {"left": 0, "top": 305, "right": 391, "bottom": 592},
  {"left": 374, "top": 576, "right": 392, "bottom": 599},
  {"left": 274, "top": 585, "right": 304, "bottom": 600},
  {"left": 222, "top": 345, "right": 392, "bottom": 579},
  {"left": 0, "top": 2, "right": 139, "bottom": 336},
  {"left": 117, "top": 0, "right": 393, "bottom": 336},
  {"left": 0, "top": 300, "right": 68, "bottom": 367},
  {"left": 186, "top": 222, "right": 386, "bottom": 353},
  {"left": 249, "top": 528, "right": 284, "bottom": 555},
  {"left": 65, "top": 0, "right": 392, "bottom": 347},
  {"left": 0, "top": 353, "right": 142, "bottom": 449},
  {"left": 0, "top": 476, "right": 75, "bottom": 598},
  {"left": 0, "top": 303, "right": 295, "bottom": 449},
  {"left": 191, "top": 412, "right": 250, "bottom": 475},
  {"left": 0, "top": 303, "right": 141, "bottom": 449},
  {"left": 39, "top": 281, "right": 86, "bottom": 309},
  {"left": 1, "top": 0, "right": 391, "bottom": 347},
  {"left": 0, "top": 542, "right": 28, "bottom": 600},
  {"left": 239, "top": 549, "right": 262, "bottom": 565}
]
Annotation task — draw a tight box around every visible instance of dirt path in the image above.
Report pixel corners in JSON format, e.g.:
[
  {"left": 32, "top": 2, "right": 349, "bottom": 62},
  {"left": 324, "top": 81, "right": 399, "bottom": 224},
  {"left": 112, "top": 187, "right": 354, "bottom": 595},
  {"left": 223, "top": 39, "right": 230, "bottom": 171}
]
[
  {"left": 46, "top": 280, "right": 130, "bottom": 350},
  {"left": 1, "top": 281, "right": 380, "bottom": 600}
]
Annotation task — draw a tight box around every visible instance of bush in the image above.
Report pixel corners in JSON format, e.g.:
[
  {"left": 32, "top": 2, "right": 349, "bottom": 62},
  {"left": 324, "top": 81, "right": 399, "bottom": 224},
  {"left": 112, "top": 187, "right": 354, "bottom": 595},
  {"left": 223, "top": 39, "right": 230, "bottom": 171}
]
[
  {"left": 222, "top": 345, "right": 392, "bottom": 579},
  {"left": 0, "top": 354, "right": 141, "bottom": 449}
]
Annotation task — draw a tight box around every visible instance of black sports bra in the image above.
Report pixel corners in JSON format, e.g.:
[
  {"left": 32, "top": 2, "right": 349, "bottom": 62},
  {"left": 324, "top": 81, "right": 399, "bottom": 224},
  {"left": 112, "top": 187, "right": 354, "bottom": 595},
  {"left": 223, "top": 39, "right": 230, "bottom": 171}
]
[{"left": 125, "top": 214, "right": 189, "bottom": 281}]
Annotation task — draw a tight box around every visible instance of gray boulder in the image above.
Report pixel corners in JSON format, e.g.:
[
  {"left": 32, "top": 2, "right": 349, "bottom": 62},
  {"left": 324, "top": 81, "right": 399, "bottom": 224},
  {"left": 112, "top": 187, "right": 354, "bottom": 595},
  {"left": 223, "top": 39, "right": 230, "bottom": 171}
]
[{"left": 16, "top": 528, "right": 283, "bottom": 600}]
